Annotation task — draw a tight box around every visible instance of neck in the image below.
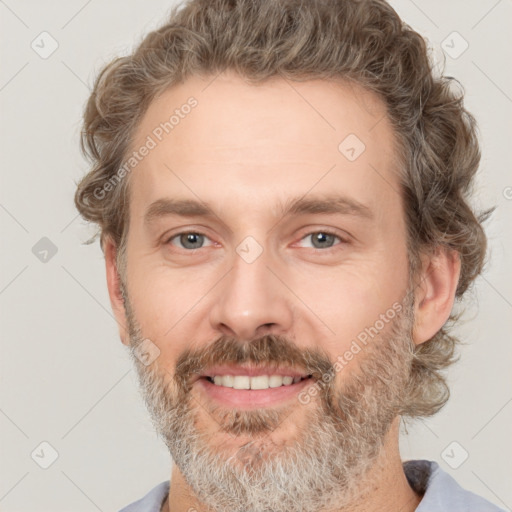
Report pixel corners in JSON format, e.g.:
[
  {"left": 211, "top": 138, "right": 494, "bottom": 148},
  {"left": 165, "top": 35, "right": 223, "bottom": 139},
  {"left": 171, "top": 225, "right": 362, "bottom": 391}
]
[{"left": 161, "top": 417, "right": 422, "bottom": 512}]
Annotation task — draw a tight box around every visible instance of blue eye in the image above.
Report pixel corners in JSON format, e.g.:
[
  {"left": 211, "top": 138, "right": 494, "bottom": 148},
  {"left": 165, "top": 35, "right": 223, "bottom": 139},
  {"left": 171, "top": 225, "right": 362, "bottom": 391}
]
[
  {"left": 167, "top": 232, "right": 213, "bottom": 250},
  {"left": 165, "top": 230, "right": 346, "bottom": 252},
  {"left": 308, "top": 232, "right": 338, "bottom": 249},
  {"left": 299, "top": 231, "right": 344, "bottom": 250}
]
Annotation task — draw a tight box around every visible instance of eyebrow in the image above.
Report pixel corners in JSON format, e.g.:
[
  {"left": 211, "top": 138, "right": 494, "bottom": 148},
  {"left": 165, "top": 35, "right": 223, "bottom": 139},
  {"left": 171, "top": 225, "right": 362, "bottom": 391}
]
[{"left": 143, "top": 194, "right": 374, "bottom": 227}]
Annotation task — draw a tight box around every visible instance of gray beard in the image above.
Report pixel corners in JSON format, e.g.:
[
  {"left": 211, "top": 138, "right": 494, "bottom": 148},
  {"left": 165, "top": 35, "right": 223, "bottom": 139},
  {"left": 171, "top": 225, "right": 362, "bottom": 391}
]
[{"left": 125, "top": 290, "right": 415, "bottom": 512}]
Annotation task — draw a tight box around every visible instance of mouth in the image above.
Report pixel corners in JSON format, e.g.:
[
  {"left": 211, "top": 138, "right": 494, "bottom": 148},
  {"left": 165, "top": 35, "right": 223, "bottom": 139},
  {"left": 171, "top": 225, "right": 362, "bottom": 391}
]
[
  {"left": 194, "top": 365, "right": 315, "bottom": 408},
  {"left": 202, "top": 374, "right": 312, "bottom": 389}
]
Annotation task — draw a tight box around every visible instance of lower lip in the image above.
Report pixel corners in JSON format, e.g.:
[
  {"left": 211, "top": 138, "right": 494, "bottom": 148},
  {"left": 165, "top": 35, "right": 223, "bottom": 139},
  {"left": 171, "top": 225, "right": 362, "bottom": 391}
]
[{"left": 195, "top": 377, "right": 314, "bottom": 408}]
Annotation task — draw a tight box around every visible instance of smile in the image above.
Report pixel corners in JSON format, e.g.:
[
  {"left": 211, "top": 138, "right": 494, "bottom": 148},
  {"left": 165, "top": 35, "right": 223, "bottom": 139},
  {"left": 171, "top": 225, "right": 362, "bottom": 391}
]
[
  {"left": 204, "top": 374, "right": 312, "bottom": 390},
  {"left": 196, "top": 366, "right": 315, "bottom": 408}
]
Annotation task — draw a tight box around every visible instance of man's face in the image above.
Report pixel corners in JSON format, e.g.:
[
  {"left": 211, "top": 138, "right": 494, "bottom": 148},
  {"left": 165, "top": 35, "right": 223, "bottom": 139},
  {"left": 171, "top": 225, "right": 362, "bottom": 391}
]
[{"left": 117, "top": 72, "right": 416, "bottom": 511}]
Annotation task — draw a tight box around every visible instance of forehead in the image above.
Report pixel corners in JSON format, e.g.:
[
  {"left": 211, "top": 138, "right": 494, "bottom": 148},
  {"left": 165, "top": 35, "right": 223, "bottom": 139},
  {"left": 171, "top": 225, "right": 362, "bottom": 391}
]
[{"left": 128, "top": 71, "right": 401, "bottom": 221}]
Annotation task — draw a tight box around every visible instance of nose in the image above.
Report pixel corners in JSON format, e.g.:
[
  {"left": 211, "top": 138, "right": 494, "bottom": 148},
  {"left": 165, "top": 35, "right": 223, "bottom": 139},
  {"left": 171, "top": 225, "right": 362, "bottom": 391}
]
[{"left": 208, "top": 248, "right": 294, "bottom": 341}]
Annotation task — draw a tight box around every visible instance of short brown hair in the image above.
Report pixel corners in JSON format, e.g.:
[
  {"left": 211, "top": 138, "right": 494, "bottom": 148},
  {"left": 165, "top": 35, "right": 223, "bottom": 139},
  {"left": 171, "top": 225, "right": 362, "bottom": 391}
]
[{"left": 75, "top": 0, "right": 492, "bottom": 418}]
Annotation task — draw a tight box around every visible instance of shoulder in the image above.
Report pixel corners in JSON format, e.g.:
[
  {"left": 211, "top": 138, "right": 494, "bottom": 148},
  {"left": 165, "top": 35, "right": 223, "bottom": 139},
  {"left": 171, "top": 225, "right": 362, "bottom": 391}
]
[
  {"left": 118, "top": 480, "right": 170, "bottom": 512},
  {"left": 404, "top": 459, "right": 506, "bottom": 512}
]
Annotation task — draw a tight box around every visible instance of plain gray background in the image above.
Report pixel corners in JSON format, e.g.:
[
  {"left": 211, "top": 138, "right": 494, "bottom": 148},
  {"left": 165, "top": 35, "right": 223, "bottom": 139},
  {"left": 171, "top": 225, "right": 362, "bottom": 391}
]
[{"left": 1, "top": 1, "right": 511, "bottom": 511}]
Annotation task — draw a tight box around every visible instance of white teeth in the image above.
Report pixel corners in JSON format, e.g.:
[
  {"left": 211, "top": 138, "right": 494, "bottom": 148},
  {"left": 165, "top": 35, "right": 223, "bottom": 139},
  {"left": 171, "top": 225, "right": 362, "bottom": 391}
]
[
  {"left": 233, "top": 375, "right": 250, "bottom": 389},
  {"left": 211, "top": 374, "right": 305, "bottom": 390},
  {"left": 250, "top": 375, "right": 269, "bottom": 390},
  {"left": 269, "top": 375, "right": 285, "bottom": 388},
  {"left": 223, "top": 375, "right": 234, "bottom": 387}
]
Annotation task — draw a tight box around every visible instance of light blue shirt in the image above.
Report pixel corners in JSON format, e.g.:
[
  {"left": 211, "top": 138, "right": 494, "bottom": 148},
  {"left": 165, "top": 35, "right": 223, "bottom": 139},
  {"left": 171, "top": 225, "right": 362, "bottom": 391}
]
[{"left": 119, "top": 459, "right": 506, "bottom": 512}]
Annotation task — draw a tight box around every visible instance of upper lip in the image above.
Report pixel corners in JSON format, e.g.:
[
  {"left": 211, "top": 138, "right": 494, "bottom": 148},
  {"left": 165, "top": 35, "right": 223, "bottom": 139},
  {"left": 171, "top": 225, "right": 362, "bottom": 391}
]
[{"left": 197, "top": 364, "right": 311, "bottom": 380}]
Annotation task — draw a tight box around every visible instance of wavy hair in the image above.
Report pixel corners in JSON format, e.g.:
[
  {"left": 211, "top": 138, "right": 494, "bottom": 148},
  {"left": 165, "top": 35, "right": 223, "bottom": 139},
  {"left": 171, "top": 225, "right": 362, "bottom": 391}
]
[{"left": 74, "top": 0, "right": 492, "bottom": 418}]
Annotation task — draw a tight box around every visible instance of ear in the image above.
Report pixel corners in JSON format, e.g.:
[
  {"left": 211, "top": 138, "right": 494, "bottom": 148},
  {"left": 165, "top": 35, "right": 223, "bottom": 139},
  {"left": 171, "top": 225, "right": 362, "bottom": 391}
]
[
  {"left": 412, "top": 247, "right": 461, "bottom": 345},
  {"left": 104, "top": 236, "right": 130, "bottom": 346}
]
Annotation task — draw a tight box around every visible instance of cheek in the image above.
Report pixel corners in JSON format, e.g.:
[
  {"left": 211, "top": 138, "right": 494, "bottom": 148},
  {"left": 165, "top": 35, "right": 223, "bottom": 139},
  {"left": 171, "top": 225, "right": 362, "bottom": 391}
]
[
  {"left": 125, "top": 262, "right": 216, "bottom": 365},
  {"left": 287, "top": 252, "right": 408, "bottom": 355}
]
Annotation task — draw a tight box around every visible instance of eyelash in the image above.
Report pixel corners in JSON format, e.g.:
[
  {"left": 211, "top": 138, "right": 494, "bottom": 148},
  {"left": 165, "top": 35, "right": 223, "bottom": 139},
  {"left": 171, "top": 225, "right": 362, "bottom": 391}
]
[{"left": 164, "top": 229, "right": 349, "bottom": 252}]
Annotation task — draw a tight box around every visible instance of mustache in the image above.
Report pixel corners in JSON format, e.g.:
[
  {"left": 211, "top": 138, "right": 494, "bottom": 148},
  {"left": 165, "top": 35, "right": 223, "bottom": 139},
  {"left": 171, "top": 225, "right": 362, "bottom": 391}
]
[{"left": 173, "top": 334, "right": 335, "bottom": 390}]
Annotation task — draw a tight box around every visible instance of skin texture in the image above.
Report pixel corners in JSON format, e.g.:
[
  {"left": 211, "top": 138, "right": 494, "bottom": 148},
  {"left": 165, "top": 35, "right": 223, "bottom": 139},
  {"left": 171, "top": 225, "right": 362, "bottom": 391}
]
[{"left": 104, "top": 71, "right": 460, "bottom": 512}]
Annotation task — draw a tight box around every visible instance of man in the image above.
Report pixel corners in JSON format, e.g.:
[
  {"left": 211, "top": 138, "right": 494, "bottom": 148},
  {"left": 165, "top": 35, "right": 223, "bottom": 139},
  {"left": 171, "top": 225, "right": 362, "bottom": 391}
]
[{"left": 74, "top": 0, "right": 503, "bottom": 510}]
